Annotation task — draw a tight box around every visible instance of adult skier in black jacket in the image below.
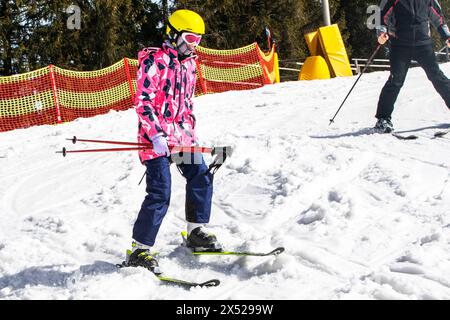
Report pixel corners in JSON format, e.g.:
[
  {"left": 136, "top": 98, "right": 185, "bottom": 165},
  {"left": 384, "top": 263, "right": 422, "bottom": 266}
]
[{"left": 375, "top": 0, "right": 450, "bottom": 133}]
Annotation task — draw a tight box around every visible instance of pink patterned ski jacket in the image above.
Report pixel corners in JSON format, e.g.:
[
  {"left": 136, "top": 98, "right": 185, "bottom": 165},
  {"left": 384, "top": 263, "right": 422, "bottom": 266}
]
[{"left": 134, "top": 43, "right": 199, "bottom": 163}]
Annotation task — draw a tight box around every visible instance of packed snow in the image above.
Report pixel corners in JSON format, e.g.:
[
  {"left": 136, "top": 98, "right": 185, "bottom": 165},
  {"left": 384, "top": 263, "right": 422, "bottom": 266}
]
[{"left": 1, "top": 64, "right": 449, "bottom": 300}]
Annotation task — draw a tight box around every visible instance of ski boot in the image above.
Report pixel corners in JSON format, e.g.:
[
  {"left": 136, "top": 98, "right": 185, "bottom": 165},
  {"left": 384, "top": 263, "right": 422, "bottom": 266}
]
[
  {"left": 125, "top": 242, "right": 161, "bottom": 274},
  {"left": 374, "top": 118, "right": 394, "bottom": 133},
  {"left": 185, "top": 227, "right": 223, "bottom": 252}
]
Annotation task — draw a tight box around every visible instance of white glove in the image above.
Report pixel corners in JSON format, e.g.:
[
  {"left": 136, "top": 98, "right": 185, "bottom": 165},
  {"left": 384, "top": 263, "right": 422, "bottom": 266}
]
[{"left": 151, "top": 134, "right": 170, "bottom": 157}]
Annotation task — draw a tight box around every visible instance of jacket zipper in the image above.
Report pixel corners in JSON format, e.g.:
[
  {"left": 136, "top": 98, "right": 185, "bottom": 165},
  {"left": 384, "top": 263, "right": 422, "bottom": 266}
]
[
  {"left": 170, "top": 63, "right": 184, "bottom": 144},
  {"left": 412, "top": 0, "right": 416, "bottom": 42},
  {"left": 171, "top": 66, "right": 178, "bottom": 139},
  {"left": 174, "top": 65, "right": 183, "bottom": 123},
  {"left": 173, "top": 68, "right": 178, "bottom": 122}
]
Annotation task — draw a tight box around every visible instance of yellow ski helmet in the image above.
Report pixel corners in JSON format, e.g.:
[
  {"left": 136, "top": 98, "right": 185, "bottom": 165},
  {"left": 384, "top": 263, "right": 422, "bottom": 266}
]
[{"left": 166, "top": 9, "right": 205, "bottom": 36}]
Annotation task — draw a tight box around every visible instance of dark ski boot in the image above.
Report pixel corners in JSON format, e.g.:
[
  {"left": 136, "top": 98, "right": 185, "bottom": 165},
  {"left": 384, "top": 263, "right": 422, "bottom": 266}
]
[
  {"left": 186, "top": 227, "right": 223, "bottom": 252},
  {"left": 126, "top": 247, "right": 161, "bottom": 274},
  {"left": 374, "top": 118, "right": 394, "bottom": 133}
]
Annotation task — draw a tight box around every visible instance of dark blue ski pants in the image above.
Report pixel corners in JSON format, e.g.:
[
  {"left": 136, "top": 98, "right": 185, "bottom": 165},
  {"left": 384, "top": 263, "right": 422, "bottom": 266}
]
[{"left": 132, "top": 153, "right": 213, "bottom": 246}]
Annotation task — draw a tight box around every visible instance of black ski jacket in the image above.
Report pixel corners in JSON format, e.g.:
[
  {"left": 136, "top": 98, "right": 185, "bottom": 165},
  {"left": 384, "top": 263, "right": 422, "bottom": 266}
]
[{"left": 379, "top": 0, "right": 450, "bottom": 46}]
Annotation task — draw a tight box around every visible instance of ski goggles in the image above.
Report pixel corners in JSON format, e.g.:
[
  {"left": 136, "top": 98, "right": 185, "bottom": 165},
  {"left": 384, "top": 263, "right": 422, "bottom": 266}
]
[{"left": 181, "top": 32, "right": 202, "bottom": 46}]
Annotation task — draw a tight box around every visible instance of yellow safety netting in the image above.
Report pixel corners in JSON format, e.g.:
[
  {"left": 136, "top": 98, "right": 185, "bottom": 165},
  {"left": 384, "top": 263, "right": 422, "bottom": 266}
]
[{"left": 1, "top": 43, "right": 279, "bottom": 132}]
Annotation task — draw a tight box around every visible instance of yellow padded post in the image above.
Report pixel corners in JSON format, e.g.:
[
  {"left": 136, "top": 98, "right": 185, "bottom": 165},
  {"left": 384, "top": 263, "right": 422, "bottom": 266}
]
[
  {"left": 304, "top": 31, "right": 324, "bottom": 57},
  {"left": 318, "top": 24, "right": 353, "bottom": 77},
  {"left": 299, "top": 56, "right": 331, "bottom": 81}
]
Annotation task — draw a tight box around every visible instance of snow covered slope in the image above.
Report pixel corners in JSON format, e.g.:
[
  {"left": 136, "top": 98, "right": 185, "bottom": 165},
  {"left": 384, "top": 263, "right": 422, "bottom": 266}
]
[{"left": 1, "top": 64, "right": 449, "bottom": 300}]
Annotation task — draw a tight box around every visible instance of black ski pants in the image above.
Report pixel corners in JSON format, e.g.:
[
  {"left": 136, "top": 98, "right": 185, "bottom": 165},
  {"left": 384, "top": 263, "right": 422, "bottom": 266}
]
[{"left": 376, "top": 44, "right": 450, "bottom": 119}]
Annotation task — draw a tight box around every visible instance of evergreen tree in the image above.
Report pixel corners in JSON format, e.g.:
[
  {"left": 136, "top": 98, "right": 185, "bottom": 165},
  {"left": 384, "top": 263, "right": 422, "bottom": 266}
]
[
  {"left": 0, "top": 0, "right": 40, "bottom": 75},
  {"left": 78, "top": 0, "right": 164, "bottom": 68},
  {"left": 0, "top": 0, "right": 164, "bottom": 75},
  {"left": 339, "top": 0, "right": 387, "bottom": 59},
  {"left": 173, "top": 0, "right": 312, "bottom": 59},
  {"left": 2, "top": 0, "right": 450, "bottom": 76},
  {"left": 339, "top": 0, "right": 450, "bottom": 59}
]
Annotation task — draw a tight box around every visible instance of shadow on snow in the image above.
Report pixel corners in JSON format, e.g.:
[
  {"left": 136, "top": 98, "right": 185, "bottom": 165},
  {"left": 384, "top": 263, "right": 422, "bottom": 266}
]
[{"left": 0, "top": 261, "right": 117, "bottom": 292}]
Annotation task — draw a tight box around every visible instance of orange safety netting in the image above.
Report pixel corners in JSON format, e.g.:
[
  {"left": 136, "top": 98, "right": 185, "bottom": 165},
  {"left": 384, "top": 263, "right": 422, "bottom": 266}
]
[
  {"left": 0, "top": 66, "right": 57, "bottom": 132},
  {"left": 1, "top": 43, "right": 278, "bottom": 132},
  {"left": 0, "top": 58, "right": 137, "bottom": 133},
  {"left": 195, "top": 42, "right": 279, "bottom": 95},
  {"left": 53, "top": 59, "right": 137, "bottom": 123}
]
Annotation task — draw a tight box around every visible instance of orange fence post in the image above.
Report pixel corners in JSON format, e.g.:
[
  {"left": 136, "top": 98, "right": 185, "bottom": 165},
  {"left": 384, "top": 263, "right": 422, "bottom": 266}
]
[
  {"left": 255, "top": 43, "right": 270, "bottom": 85},
  {"left": 49, "top": 64, "right": 62, "bottom": 124},
  {"left": 123, "top": 57, "right": 135, "bottom": 99}
]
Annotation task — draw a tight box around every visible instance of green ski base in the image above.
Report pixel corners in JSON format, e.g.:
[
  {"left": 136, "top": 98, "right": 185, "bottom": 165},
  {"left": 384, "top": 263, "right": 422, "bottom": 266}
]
[
  {"left": 181, "top": 231, "right": 285, "bottom": 257},
  {"left": 116, "top": 261, "right": 220, "bottom": 288}
]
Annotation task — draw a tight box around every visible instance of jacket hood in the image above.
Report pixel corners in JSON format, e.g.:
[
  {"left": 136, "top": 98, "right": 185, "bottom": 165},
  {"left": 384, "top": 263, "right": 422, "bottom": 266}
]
[{"left": 137, "top": 42, "right": 197, "bottom": 65}]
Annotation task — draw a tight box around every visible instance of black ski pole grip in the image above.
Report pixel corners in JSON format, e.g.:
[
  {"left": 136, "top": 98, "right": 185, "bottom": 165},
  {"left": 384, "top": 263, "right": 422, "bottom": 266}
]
[{"left": 207, "top": 146, "right": 234, "bottom": 174}]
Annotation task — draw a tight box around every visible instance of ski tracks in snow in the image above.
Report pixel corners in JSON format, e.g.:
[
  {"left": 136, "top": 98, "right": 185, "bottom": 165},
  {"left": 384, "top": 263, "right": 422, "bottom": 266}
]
[
  {"left": 203, "top": 126, "right": 450, "bottom": 299},
  {"left": 2, "top": 65, "right": 450, "bottom": 299}
]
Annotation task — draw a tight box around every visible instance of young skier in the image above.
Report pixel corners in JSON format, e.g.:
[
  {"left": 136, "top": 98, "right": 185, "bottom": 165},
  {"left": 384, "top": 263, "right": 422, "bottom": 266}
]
[
  {"left": 126, "top": 9, "right": 221, "bottom": 272},
  {"left": 375, "top": 0, "right": 450, "bottom": 133}
]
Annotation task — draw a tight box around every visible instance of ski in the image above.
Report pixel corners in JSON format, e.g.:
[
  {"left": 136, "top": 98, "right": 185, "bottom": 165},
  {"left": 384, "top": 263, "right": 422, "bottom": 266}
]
[
  {"left": 391, "top": 129, "right": 449, "bottom": 140},
  {"left": 116, "top": 261, "right": 220, "bottom": 288},
  {"left": 181, "top": 231, "right": 285, "bottom": 257},
  {"left": 361, "top": 127, "right": 418, "bottom": 140},
  {"left": 391, "top": 133, "right": 419, "bottom": 140},
  {"left": 434, "top": 129, "right": 449, "bottom": 138},
  {"left": 190, "top": 247, "right": 285, "bottom": 256}
]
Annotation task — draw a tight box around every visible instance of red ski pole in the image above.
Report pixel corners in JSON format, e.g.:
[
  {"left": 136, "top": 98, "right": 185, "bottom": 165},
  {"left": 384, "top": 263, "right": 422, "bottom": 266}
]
[
  {"left": 67, "top": 136, "right": 213, "bottom": 153},
  {"left": 57, "top": 146, "right": 214, "bottom": 157},
  {"left": 57, "top": 146, "right": 150, "bottom": 157},
  {"left": 67, "top": 136, "right": 152, "bottom": 147},
  {"left": 57, "top": 137, "right": 234, "bottom": 174},
  {"left": 170, "top": 146, "right": 213, "bottom": 154},
  {"left": 57, "top": 136, "right": 216, "bottom": 157}
]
